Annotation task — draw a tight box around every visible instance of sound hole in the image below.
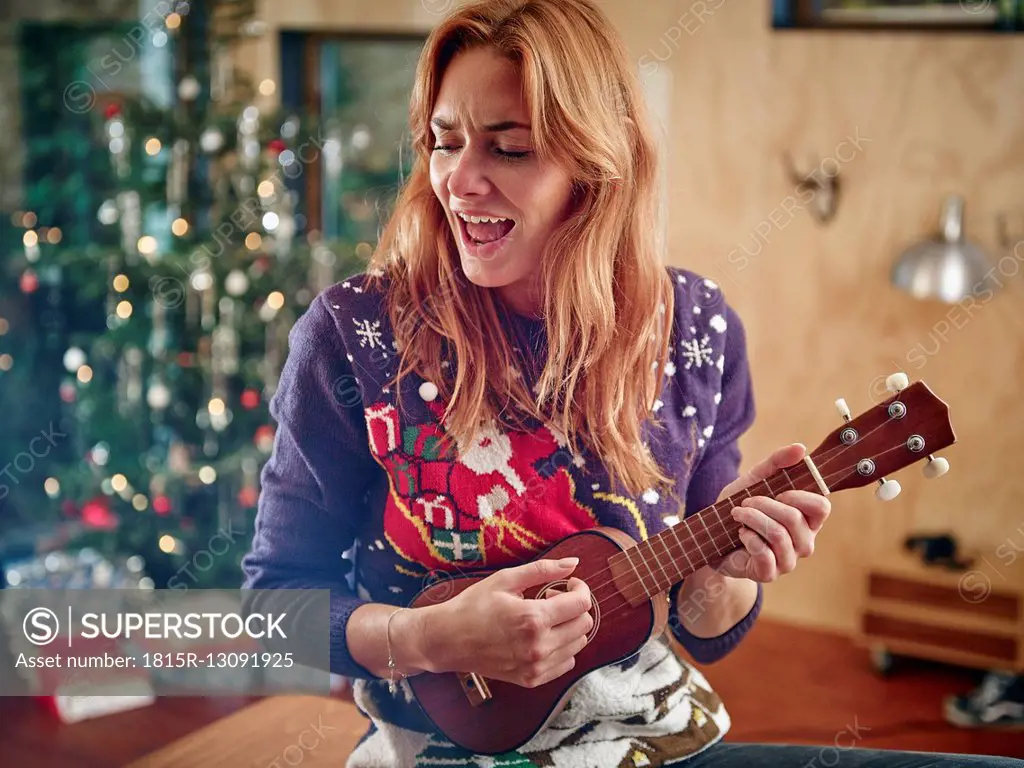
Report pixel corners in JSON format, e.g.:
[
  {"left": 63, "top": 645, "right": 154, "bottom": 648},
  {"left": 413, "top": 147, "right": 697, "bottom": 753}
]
[{"left": 536, "top": 579, "right": 601, "bottom": 641}]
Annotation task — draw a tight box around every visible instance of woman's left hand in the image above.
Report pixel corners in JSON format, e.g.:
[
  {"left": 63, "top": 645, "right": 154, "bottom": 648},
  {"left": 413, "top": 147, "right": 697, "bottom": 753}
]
[{"left": 710, "top": 443, "right": 831, "bottom": 583}]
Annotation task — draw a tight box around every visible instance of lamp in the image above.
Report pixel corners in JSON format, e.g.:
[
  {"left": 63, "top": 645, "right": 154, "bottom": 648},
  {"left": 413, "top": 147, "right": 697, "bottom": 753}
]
[{"left": 890, "top": 195, "right": 1001, "bottom": 304}]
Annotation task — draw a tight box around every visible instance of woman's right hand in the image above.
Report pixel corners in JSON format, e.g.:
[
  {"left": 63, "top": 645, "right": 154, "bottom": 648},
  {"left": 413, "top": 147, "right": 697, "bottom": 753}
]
[{"left": 418, "top": 556, "right": 594, "bottom": 689}]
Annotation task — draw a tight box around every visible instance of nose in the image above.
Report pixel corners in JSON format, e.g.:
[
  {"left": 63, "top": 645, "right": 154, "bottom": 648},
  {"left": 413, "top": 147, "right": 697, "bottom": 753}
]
[{"left": 447, "top": 147, "right": 491, "bottom": 199}]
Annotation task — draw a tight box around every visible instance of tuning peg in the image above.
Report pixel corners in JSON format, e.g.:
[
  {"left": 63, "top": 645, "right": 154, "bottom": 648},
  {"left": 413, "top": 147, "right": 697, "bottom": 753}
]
[
  {"left": 875, "top": 478, "right": 902, "bottom": 502},
  {"left": 835, "top": 398, "right": 851, "bottom": 422},
  {"left": 886, "top": 373, "right": 910, "bottom": 393},
  {"left": 922, "top": 455, "right": 950, "bottom": 479}
]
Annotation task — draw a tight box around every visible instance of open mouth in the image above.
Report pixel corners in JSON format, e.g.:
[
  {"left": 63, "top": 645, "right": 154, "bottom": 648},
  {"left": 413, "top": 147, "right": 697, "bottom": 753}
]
[{"left": 454, "top": 212, "right": 517, "bottom": 251}]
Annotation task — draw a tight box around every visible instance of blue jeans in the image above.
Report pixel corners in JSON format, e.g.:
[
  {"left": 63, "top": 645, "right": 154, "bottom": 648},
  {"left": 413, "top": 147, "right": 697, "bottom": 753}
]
[{"left": 684, "top": 742, "right": 1024, "bottom": 766}]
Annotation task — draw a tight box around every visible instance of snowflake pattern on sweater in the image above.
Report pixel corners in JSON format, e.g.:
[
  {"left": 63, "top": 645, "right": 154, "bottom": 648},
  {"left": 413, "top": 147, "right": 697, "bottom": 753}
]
[{"left": 242, "top": 265, "right": 760, "bottom": 768}]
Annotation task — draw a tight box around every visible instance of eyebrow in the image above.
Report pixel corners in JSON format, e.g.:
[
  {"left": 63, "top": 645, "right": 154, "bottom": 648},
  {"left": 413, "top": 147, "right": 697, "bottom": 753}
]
[{"left": 430, "top": 117, "right": 531, "bottom": 133}]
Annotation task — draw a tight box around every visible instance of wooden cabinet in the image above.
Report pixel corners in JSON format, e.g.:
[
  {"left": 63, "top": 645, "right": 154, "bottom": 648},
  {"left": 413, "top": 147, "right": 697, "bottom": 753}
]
[{"left": 857, "top": 550, "right": 1024, "bottom": 674}]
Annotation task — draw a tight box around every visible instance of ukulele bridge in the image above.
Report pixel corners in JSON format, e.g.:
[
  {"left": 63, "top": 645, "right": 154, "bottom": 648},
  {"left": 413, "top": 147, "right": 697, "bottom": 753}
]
[{"left": 458, "top": 671, "right": 492, "bottom": 706}]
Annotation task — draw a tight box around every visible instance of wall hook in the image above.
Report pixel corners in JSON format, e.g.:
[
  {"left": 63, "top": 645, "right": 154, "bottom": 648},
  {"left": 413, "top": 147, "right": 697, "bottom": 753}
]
[{"left": 783, "top": 152, "right": 842, "bottom": 226}]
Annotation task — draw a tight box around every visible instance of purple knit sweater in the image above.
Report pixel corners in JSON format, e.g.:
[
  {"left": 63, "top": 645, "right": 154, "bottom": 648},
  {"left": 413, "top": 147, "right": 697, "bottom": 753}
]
[{"left": 241, "top": 266, "right": 761, "bottom": 689}]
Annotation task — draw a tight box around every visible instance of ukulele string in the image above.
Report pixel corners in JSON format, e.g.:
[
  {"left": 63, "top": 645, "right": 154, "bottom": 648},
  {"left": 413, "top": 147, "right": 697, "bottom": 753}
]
[
  {"left": 577, "top": 424, "right": 911, "bottom": 621},
  {"left": 590, "top": 439, "right": 917, "bottom": 626},
  {"left": 584, "top": 420, "right": 908, "bottom": 614}
]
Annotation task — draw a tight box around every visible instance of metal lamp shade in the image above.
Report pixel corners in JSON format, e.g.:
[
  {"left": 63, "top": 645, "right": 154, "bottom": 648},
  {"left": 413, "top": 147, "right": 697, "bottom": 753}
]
[{"left": 890, "top": 196, "right": 1000, "bottom": 304}]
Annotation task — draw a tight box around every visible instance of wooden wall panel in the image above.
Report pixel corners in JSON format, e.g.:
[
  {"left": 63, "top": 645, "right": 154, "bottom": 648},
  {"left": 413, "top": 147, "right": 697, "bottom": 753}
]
[{"left": 665, "top": 1, "right": 1024, "bottom": 632}]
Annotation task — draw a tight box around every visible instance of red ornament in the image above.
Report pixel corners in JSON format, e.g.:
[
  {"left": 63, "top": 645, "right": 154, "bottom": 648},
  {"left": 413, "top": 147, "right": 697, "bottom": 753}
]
[
  {"left": 81, "top": 497, "right": 117, "bottom": 530},
  {"left": 241, "top": 389, "right": 260, "bottom": 409},
  {"left": 59, "top": 381, "right": 77, "bottom": 403},
  {"left": 237, "top": 487, "right": 259, "bottom": 508},
  {"left": 153, "top": 495, "right": 172, "bottom": 515},
  {"left": 267, "top": 138, "right": 287, "bottom": 155},
  {"left": 103, "top": 101, "right": 122, "bottom": 119},
  {"left": 254, "top": 425, "right": 275, "bottom": 453},
  {"left": 20, "top": 269, "right": 39, "bottom": 294}
]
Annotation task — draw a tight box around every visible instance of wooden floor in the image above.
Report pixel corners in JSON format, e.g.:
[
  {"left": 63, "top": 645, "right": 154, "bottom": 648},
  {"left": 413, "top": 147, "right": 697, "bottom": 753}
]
[{"left": 1, "top": 619, "right": 1020, "bottom": 766}]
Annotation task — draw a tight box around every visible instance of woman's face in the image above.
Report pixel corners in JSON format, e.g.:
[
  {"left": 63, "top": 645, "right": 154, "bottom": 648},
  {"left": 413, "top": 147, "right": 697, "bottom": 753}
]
[{"left": 429, "top": 46, "right": 575, "bottom": 316}]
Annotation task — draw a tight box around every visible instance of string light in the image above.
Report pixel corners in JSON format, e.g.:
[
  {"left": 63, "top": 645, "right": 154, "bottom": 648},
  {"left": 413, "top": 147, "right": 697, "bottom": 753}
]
[
  {"left": 23, "top": 230, "right": 38, "bottom": 247},
  {"left": 198, "top": 466, "right": 217, "bottom": 484},
  {"left": 165, "top": 12, "right": 181, "bottom": 29},
  {"left": 111, "top": 474, "right": 128, "bottom": 492},
  {"left": 113, "top": 274, "right": 130, "bottom": 292},
  {"left": 45, "top": 227, "right": 62, "bottom": 244},
  {"left": 158, "top": 535, "right": 178, "bottom": 554},
  {"left": 171, "top": 217, "right": 189, "bottom": 236},
  {"left": 132, "top": 494, "right": 148, "bottom": 511},
  {"left": 0, "top": 354, "right": 12, "bottom": 371},
  {"left": 145, "top": 138, "right": 162, "bottom": 155},
  {"left": 257, "top": 180, "right": 275, "bottom": 198},
  {"left": 267, "top": 291, "right": 285, "bottom": 310},
  {"left": 208, "top": 397, "right": 225, "bottom": 416},
  {"left": 258, "top": 79, "right": 276, "bottom": 96},
  {"left": 245, "top": 232, "right": 262, "bottom": 250},
  {"left": 77, "top": 365, "right": 93, "bottom": 383},
  {"left": 44, "top": 477, "right": 60, "bottom": 497},
  {"left": 137, "top": 235, "right": 158, "bottom": 255},
  {"left": 0, "top": 318, "right": 8, "bottom": 335},
  {"left": 22, "top": 211, "right": 37, "bottom": 228},
  {"left": 116, "top": 300, "right": 133, "bottom": 319}
]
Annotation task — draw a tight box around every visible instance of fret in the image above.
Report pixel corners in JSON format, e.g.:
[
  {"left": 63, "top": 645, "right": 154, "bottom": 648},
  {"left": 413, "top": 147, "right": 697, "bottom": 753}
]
[
  {"left": 780, "top": 467, "right": 796, "bottom": 491},
  {"left": 760, "top": 478, "right": 774, "bottom": 498},
  {"left": 684, "top": 517, "right": 710, "bottom": 564},
  {"left": 697, "top": 511, "right": 722, "bottom": 556},
  {"left": 636, "top": 538, "right": 663, "bottom": 594},
  {"left": 668, "top": 524, "right": 697, "bottom": 574},
  {"left": 653, "top": 532, "right": 677, "bottom": 588},
  {"left": 711, "top": 501, "right": 733, "bottom": 537}
]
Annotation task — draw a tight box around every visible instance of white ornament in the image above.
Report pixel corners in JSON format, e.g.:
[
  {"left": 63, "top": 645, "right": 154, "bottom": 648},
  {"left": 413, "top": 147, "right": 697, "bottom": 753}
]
[
  {"left": 642, "top": 489, "right": 660, "bottom": 505},
  {"left": 63, "top": 347, "right": 86, "bottom": 373},
  {"left": 178, "top": 75, "right": 201, "bottom": 102},
  {"left": 199, "top": 127, "right": 224, "bottom": 153},
  {"left": 419, "top": 381, "right": 438, "bottom": 402},
  {"left": 224, "top": 269, "right": 249, "bottom": 296},
  {"left": 709, "top": 314, "right": 727, "bottom": 334},
  {"left": 682, "top": 405, "right": 697, "bottom": 417},
  {"left": 147, "top": 383, "right": 171, "bottom": 410},
  {"left": 713, "top": 392, "right": 722, "bottom": 404},
  {"left": 664, "top": 361, "right": 676, "bottom": 377},
  {"left": 703, "top": 425, "right": 714, "bottom": 439},
  {"left": 97, "top": 200, "right": 119, "bottom": 225}
]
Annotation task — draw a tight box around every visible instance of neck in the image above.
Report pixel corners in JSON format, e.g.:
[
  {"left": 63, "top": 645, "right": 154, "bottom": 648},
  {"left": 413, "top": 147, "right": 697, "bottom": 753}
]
[{"left": 609, "top": 458, "right": 828, "bottom": 605}]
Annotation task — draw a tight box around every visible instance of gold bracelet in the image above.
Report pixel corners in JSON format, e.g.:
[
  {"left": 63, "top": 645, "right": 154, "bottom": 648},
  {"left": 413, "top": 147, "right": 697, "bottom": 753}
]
[{"left": 386, "top": 607, "right": 407, "bottom": 694}]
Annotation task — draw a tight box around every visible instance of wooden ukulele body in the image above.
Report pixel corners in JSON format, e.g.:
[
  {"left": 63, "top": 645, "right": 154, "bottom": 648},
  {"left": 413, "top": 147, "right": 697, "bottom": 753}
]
[{"left": 406, "top": 526, "right": 668, "bottom": 755}]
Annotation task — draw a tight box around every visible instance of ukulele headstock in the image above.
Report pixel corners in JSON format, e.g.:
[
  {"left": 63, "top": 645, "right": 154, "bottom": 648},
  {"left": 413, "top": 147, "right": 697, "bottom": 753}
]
[{"left": 810, "top": 373, "right": 956, "bottom": 500}]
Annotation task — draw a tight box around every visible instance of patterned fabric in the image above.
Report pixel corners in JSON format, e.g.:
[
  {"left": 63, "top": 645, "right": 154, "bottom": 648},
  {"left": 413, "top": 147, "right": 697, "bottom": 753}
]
[{"left": 242, "top": 265, "right": 761, "bottom": 767}]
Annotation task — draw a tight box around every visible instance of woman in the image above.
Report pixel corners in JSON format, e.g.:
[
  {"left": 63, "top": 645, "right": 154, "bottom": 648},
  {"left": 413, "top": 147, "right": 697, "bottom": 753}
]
[{"left": 242, "top": 1, "right": 1021, "bottom": 766}]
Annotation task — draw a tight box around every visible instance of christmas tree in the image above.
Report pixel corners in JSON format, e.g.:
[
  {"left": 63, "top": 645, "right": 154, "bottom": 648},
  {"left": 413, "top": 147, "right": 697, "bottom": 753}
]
[{"left": 0, "top": 1, "right": 397, "bottom": 590}]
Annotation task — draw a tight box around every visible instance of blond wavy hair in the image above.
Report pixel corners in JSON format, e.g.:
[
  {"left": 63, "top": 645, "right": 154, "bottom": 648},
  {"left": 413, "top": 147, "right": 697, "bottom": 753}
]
[{"left": 366, "top": 0, "right": 677, "bottom": 498}]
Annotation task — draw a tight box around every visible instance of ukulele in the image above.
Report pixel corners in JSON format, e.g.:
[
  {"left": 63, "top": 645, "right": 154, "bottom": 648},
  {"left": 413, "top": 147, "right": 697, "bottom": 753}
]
[{"left": 405, "top": 373, "right": 956, "bottom": 754}]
